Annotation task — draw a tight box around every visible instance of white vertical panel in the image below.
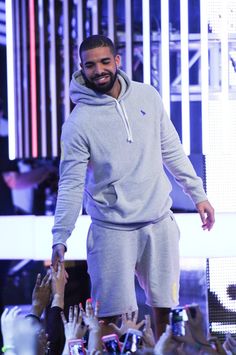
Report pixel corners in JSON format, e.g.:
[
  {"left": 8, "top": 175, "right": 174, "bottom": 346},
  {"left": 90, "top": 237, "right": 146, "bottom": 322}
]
[
  {"left": 108, "top": 0, "right": 115, "bottom": 42},
  {"left": 77, "top": 0, "right": 84, "bottom": 59},
  {"left": 63, "top": 0, "right": 70, "bottom": 121},
  {"left": 38, "top": 0, "right": 47, "bottom": 157},
  {"left": 92, "top": 0, "right": 98, "bottom": 34},
  {"left": 221, "top": 4, "right": 229, "bottom": 94},
  {"left": 5, "top": 0, "right": 17, "bottom": 159},
  {"left": 220, "top": 0, "right": 230, "bottom": 155},
  {"left": 15, "top": 0, "right": 23, "bottom": 157},
  {"left": 160, "top": 0, "right": 170, "bottom": 116},
  {"left": 22, "top": 0, "right": 30, "bottom": 157},
  {"left": 142, "top": 0, "right": 151, "bottom": 84},
  {"left": 125, "top": 0, "right": 132, "bottom": 78},
  {"left": 200, "top": 0, "right": 209, "bottom": 154},
  {"left": 49, "top": 0, "right": 58, "bottom": 156},
  {"left": 205, "top": 0, "right": 236, "bottom": 212},
  {"left": 209, "top": 43, "right": 220, "bottom": 89},
  {"left": 180, "top": 0, "right": 190, "bottom": 154}
]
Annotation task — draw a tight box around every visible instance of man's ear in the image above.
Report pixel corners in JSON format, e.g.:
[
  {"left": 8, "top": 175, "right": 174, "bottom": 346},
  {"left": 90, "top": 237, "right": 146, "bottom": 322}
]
[{"left": 115, "top": 54, "right": 121, "bottom": 68}]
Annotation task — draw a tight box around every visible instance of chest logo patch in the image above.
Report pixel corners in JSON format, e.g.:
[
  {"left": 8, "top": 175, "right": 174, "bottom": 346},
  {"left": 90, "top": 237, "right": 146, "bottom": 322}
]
[{"left": 140, "top": 109, "right": 146, "bottom": 116}]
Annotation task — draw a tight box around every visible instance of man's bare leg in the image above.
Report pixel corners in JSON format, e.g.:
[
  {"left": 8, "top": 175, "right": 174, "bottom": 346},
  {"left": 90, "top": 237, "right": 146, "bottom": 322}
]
[{"left": 152, "top": 307, "right": 171, "bottom": 340}]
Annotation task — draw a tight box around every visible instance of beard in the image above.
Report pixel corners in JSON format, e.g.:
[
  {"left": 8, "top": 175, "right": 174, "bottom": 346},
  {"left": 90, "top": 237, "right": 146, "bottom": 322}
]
[{"left": 82, "top": 68, "right": 118, "bottom": 94}]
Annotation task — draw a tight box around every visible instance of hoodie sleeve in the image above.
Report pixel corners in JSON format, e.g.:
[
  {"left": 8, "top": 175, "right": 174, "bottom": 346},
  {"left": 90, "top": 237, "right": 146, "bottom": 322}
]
[
  {"left": 157, "top": 93, "right": 208, "bottom": 205},
  {"left": 52, "top": 119, "right": 90, "bottom": 248}
]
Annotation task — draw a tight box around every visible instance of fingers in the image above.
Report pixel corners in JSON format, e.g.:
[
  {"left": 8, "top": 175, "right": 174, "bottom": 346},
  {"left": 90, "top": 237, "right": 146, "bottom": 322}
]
[
  {"left": 51, "top": 261, "right": 68, "bottom": 284},
  {"left": 35, "top": 273, "right": 42, "bottom": 287},
  {"left": 121, "top": 313, "right": 127, "bottom": 323},
  {"left": 74, "top": 305, "right": 79, "bottom": 322},
  {"left": 108, "top": 322, "right": 119, "bottom": 331},
  {"left": 41, "top": 270, "right": 51, "bottom": 286},
  {"left": 126, "top": 310, "right": 137, "bottom": 321},
  {"left": 78, "top": 305, "right": 83, "bottom": 323},
  {"left": 226, "top": 333, "right": 236, "bottom": 347},
  {"left": 67, "top": 305, "right": 79, "bottom": 323},
  {"left": 202, "top": 213, "right": 215, "bottom": 231},
  {"left": 60, "top": 311, "right": 67, "bottom": 325},
  {"left": 127, "top": 311, "right": 132, "bottom": 320},
  {"left": 86, "top": 298, "right": 93, "bottom": 317},
  {"left": 196, "top": 201, "right": 215, "bottom": 231},
  {"left": 79, "top": 302, "right": 84, "bottom": 313},
  {"left": 137, "top": 319, "right": 145, "bottom": 329},
  {"left": 94, "top": 301, "right": 99, "bottom": 318},
  {"left": 144, "top": 314, "right": 151, "bottom": 329},
  {"left": 65, "top": 269, "right": 69, "bottom": 280},
  {"left": 205, "top": 214, "right": 215, "bottom": 231},
  {"left": 69, "top": 306, "right": 74, "bottom": 322},
  {"left": 60, "top": 305, "right": 83, "bottom": 326},
  {"left": 51, "top": 244, "right": 65, "bottom": 270},
  {"left": 133, "top": 310, "right": 138, "bottom": 323},
  {"left": 199, "top": 210, "right": 206, "bottom": 227},
  {"left": 1, "top": 306, "right": 21, "bottom": 321}
]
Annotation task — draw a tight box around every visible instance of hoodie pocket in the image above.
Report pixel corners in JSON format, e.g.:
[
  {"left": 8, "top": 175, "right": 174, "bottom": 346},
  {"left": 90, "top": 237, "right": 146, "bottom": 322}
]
[{"left": 111, "top": 176, "right": 154, "bottom": 212}]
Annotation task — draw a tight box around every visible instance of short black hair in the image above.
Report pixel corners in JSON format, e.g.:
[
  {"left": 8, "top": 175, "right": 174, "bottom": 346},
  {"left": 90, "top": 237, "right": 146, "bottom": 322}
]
[{"left": 79, "top": 35, "right": 116, "bottom": 60}]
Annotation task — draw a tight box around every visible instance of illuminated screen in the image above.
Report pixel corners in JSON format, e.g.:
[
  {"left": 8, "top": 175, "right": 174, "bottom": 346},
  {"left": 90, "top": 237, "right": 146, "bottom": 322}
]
[{"left": 207, "top": 258, "right": 236, "bottom": 342}]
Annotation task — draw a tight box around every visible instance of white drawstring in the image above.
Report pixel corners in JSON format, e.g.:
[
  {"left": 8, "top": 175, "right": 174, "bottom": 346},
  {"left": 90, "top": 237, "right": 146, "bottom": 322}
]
[{"left": 116, "top": 101, "right": 134, "bottom": 143}]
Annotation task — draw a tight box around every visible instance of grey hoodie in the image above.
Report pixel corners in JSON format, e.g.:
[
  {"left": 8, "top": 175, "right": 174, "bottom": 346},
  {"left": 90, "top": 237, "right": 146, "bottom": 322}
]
[{"left": 52, "top": 69, "right": 207, "bottom": 247}]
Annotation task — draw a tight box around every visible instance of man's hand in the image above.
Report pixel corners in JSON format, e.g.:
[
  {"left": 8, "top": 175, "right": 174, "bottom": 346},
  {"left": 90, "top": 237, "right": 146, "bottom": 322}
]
[
  {"left": 196, "top": 200, "right": 215, "bottom": 231},
  {"left": 51, "top": 244, "right": 66, "bottom": 271}
]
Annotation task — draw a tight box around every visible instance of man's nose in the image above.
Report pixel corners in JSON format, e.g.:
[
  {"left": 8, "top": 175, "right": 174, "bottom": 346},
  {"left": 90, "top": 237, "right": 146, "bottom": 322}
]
[{"left": 94, "top": 63, "right": 104, "bottom": 75}]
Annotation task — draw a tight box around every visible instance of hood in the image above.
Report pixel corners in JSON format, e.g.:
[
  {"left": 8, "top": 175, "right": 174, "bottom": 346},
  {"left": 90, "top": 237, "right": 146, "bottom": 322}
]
[{"left": 69, "top": 69, "right": 131, "bottom": 105}]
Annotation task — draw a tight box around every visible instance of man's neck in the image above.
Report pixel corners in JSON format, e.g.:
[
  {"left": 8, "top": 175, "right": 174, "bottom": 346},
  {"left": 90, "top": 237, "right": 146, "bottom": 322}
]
[{"left": 106, "top": 79, "right": 121, "bottom": 99}]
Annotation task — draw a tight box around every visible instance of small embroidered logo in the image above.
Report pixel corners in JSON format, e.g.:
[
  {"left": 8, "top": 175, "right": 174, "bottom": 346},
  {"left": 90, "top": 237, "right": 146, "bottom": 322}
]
[{"left": 140, "top": 110, "right": 146, "bottom": 116}]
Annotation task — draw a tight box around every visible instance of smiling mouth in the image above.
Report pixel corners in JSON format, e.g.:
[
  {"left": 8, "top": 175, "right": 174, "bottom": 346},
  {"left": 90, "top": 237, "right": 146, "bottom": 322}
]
[{"left": 93, "top": 75, "right": 110, "bottom": 84}]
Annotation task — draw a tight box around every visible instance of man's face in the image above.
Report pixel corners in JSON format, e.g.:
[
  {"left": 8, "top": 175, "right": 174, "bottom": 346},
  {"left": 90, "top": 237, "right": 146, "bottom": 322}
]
[{"left": 80, "top": 46, "right": 120, "bottom": 94}]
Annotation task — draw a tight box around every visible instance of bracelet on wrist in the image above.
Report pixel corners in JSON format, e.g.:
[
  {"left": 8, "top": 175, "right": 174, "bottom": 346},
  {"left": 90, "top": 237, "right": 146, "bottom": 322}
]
[
  {"left": 2, "top": 345, "right": 15, "bottom": 353},
  {"left": 25, "top": 313, "right": 41, "bottom": 322}
]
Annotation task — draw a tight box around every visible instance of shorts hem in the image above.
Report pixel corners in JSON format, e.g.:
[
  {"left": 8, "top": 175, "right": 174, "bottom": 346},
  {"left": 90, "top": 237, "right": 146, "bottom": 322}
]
[{"left": 146, "top": 301, "right": 179, "bottom": 309}]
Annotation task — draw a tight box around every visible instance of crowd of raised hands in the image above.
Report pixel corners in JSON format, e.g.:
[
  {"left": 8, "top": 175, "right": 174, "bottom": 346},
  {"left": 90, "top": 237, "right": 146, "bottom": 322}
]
[{"left": 1, "top": 263, "right": 236, "bottom": 355}]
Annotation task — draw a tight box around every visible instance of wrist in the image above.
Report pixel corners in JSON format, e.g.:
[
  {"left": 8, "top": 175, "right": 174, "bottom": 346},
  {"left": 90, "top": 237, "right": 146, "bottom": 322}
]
[
  {"left": 25, "top": 313, "right": 41, "bottom": 322},
  {"left": 193, "top": 340, "right": 212, "bottom": 350},
  {"left": 30, "top": 305, "right": 44, "bottom": 318},
  {"left": 51, "top": 294, "right": 64, "bottom": 308},
  {"left": 2, "top": 345, "right": 15, "bottom": 353},
  {"left": 89, "top": 328, "right": 102, "bottom": 335},
  {"left": 193, "top": 336, "right": 210, "bottom": 346}
]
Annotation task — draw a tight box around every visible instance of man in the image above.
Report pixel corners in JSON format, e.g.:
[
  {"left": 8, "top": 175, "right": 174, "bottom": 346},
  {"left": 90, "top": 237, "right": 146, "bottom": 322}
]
[{"left": 51, "top": 35, "right": 214, "bottom": 339}]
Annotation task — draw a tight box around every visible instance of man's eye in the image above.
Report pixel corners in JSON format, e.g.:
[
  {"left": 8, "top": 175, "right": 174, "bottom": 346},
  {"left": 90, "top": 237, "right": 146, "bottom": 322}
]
[
  {"left": 102, "top": 60, "right": 110, "bottom": 64},
  {"left": 85, "top": 64, "right": 94, "bottom": 69}
]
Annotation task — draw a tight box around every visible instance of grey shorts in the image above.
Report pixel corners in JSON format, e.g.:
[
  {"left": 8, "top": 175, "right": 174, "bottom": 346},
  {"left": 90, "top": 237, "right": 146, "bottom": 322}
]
[{"left": 86, "top": 213, "right": 180, "bottom": 317}]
